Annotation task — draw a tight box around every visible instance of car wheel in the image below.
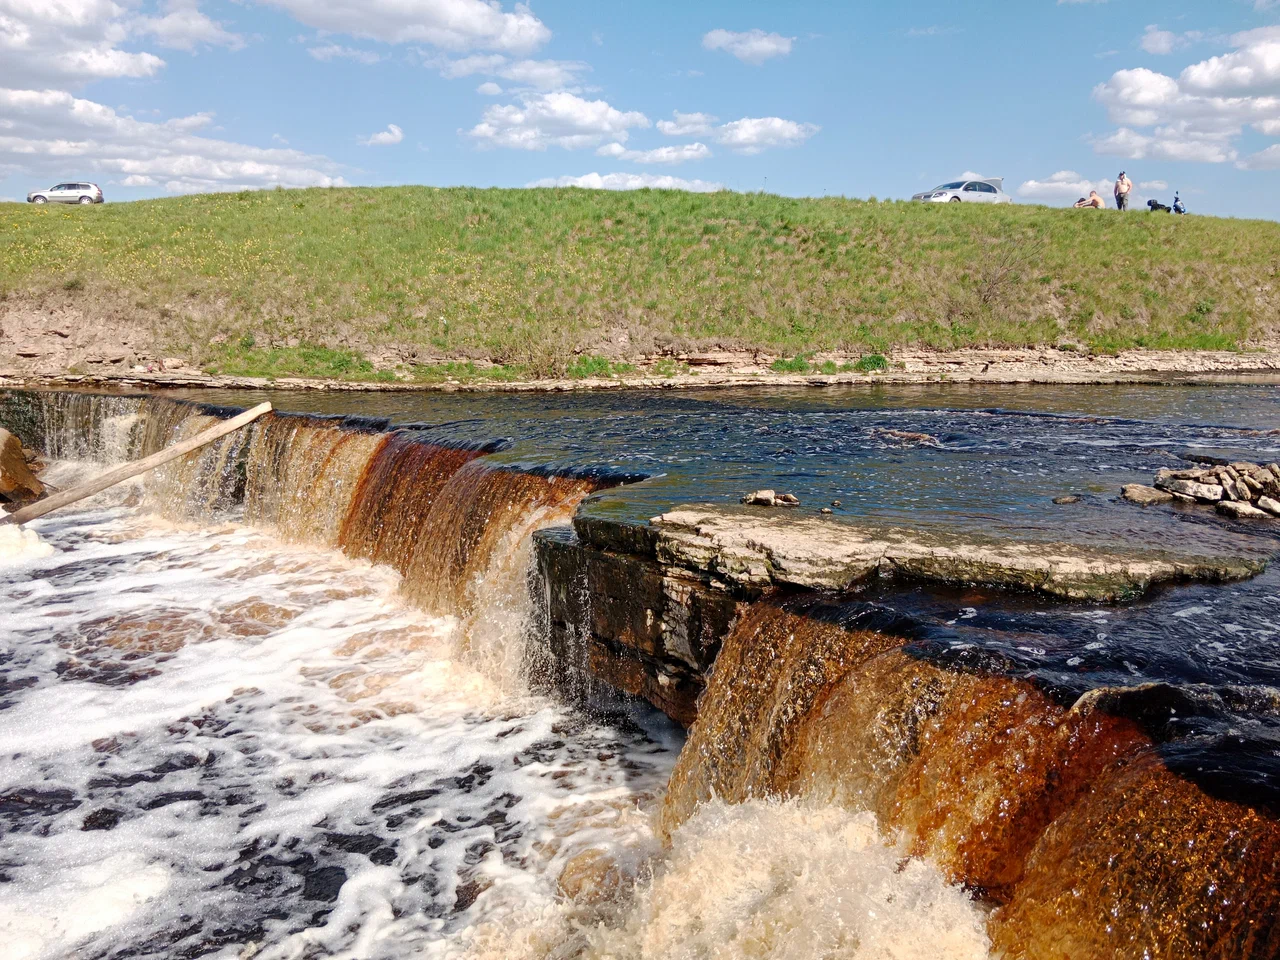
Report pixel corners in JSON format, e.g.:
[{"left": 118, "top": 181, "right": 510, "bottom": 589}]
[
  {"left": 79, "top": 196, "right": 93, "bottom": 204},
  {"left": 33, "top": 196, "right": 47, "bottom": 204},
  {"left": 949, "top": 197, "right": 962, "bottom": 203}
]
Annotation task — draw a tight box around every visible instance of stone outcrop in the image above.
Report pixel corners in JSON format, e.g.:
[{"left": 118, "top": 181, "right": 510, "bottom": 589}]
[
  {"left": 533, "top": 524, "right": 742, "bottom": 725},
  {"left": 533, "top": 506, "right": 1267, "bottom": 726},
  {"left": 0, "top": 427, "right": 43, "bottom": 502},
  {"left": 1122, "top": 484, "right": 1173, "bottom": 506},
  {"left": 649, "top": 506, "right": 1264, "bottom": 602},
  {"left": 1149, "top": 462, "right": 1280, "bottom": 520}
]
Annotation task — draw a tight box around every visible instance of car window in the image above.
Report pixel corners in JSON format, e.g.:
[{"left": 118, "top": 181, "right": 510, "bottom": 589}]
[
  {"left": 51, "top": 184, "right": 68, "bottom": 191},
  {"left": 937, "top": 182, "right": 966, "bottom": 191},
  {"left": 964, "top": 182, "right": 980, "bottom": 191},
  {"left": 77, "top": 184, "right": 90, "bottom": 191},
  {"left": 978, "top": 183, "right": 997, "bottom": 193}
]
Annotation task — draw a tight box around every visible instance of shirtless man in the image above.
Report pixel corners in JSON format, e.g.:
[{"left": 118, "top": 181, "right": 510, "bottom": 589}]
[
  {"left": 1114, "top": 171, "right": 1132, "bottom": 211},
  {"left": 1074, "top": 191, "right": 1105, "bottom": 209}
]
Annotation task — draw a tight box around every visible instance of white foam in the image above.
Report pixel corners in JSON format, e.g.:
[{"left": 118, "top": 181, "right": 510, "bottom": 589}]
[
  {"left": 0, "top": 505, "right": 680, "bottom": 960},
  {"left": 0, "top": 523, "right": 55, "bottom": 566},
  {"left": 451, "top": 800, "right": 992, "bottom": 960},
  {"left": 588, "top": 800, "right": 991, "bottom": 960}
]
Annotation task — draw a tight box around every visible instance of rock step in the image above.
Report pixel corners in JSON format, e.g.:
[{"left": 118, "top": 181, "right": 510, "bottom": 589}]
[{"left": 641, "top": 507, "right": 1267, "bottom": 603}]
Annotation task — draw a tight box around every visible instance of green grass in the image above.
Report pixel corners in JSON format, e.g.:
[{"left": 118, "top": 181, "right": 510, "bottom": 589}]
[
  {"left": 3, "top": 185, "right": 1278, "bottom": 380},
  {"left": 204, "top": 342, "right": 396, "bottom": 381},
  {"left": 853, "top": 353, "right": 889, "bottom": 373}
]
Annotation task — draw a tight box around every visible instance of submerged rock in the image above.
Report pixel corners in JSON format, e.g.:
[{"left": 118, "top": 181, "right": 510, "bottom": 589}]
[
  {"left": 1122, "top": 484, "right": 1174, "bottom": 506},
  {"left": 740, "top": 490, "right": 799, "bottom": 507},
  {"left": 1052, "top": 495, "right": 1082, "bottom": 505},
  {"left": 869, "top": 427, "right": 942, "bottom": 448},
  {"left": 648, "top": 506, "right": 1265, "bottom": 602}
]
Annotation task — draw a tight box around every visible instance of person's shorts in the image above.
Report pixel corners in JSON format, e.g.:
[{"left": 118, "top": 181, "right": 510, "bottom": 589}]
[{"left": 1116, "top": 194, "right": 1129, "bottom": 210}]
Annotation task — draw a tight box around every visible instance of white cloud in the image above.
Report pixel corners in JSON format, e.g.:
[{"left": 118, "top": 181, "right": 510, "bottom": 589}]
[
  {"left": 118, "top": 174, "right": 156, "bottom": 186},
  {"left": 1180, "top": 26, "right": 1280, "bottom": 95},
  {"left": 0, "top": 0, "right": 167, "bottom": 88},
  {"left": 256, "top": 0, "right": 550, "bottom": 53},
  {"left": 133, "top": 0, "right": 245, "bottom": 52},
  {"left": 477, "top": 81, "right": 503, "bottom": 95},
  {"left": 595, "top": 141, "right": 712, "bottom": 164},
  {"left": 701, "top": 28, "right": 793, "bottom": 65},
  {"left": 1241, "top": 143, "right": 1280, "bottom": 169},
  {"left": 435, "top": 54, "right": 588, "bottom": 90},
  {"left": 528, "top": 171, "right": 725, "bottom": 192},
  {"left": 0, "top": 87, "right": 345, "bottom": 192},
  {"left": 467, "top": 91, "right": 649, "bottom": 150},
  {"left": 907, "top": 26, "right": 960, "bottom": 38},
  {"left": 361, "top": 123, "right": 403, "bottom": 146},
  {"left": 1091, "top": 26, "right": 1280, "bottom": 167},
  {"left": 1140, "top": 25, "right": 1180, "bottom": 56},
  {"left": 656, "top": 110, "right": 717, "bottom": 136},
  {"left": 1092, "top": 126, "right": 1237, "bottom": 164},
  {"left": 714, "top": 116, "right": 819, "bottom": 154},
  {"left": 1017, "top": 171, "right": 1113, "bottom": 202},
  {"left": 308, "top": 44, "right": 382, "bottom": 64}
]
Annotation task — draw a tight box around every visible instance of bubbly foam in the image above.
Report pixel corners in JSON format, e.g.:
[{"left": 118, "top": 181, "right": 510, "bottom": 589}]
[
  {"left": 0, "top": 523, "right": 55, "bottom": 566},
  {"left": 451, "top": 800, "right": 991, "bottom": 960},
  {"left": 593, "top": 800, "right": 991, "bottom": 960},
  {"left": 0, "top": 506, "right": 680, "bottom": 960}
]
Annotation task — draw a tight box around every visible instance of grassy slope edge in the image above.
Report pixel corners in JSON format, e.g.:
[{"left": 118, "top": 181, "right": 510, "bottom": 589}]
[{"left": 3, "top": 185, "right": 1278, "bottom": 380}]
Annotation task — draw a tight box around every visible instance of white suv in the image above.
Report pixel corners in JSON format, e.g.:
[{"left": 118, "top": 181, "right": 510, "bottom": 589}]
[{"left": 27, "top": 182, "right": 104, "bottom": 205}]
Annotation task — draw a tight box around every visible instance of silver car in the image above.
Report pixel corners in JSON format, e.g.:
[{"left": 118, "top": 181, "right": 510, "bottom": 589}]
[
  {"left": 27, "top": 182, "right": 104, "bottom": 204},
  {"left": 912, "top": 178, "right": 1012, "bottom": 204}
]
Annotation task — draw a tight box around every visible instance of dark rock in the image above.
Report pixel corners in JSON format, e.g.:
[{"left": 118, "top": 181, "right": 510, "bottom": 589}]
[
  {"left": 1053, "top": 496, "right": 1082, "bottom": 505},
  {"left": 82, "top": 808, "right": 124, "bottom": 831},
  {"left": 301, "top": 866, "right": 347, "bottom": 902}
]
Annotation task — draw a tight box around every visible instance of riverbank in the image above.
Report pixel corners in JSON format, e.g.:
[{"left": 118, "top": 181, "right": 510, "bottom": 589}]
[
  {"left": 4, "top": 342, "right": 1280, "bottom": 393},
  {"left": 4, "top": 187, "right": 1279, "bottom": 382}
]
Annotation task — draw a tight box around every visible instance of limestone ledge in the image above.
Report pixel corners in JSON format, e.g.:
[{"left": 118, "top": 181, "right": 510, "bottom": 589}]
[{"left": 643, "top": 506, "right": 1266, "bottom": 602}]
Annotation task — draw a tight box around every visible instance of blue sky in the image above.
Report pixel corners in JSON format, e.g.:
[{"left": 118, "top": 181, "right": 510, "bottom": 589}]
[{"left": 2, "top": 0, "right": 1278, "bottom": 217}]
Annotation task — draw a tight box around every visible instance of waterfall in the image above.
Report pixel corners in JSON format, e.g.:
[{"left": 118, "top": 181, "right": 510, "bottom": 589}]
[
  {"left": 1, "top": 389, "right": 614, "bottom": 687},
  {"left": 661, "top": 601, "right": 1280, "bottom": 957}
]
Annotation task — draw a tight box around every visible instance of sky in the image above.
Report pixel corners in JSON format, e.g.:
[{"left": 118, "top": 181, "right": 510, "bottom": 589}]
[{"left": 2, "top": 0, "right": 1279, "bottom": 218}]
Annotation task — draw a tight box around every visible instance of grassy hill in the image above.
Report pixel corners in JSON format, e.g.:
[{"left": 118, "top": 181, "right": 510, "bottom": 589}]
[{"left": 3, "top": 185, "right": 1279, "bottom": 380}]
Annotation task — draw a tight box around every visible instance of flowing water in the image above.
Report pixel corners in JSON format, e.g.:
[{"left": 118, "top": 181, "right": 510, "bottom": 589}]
[{"left": 3, "top": 383, "right": 1280, "bottom": 959}]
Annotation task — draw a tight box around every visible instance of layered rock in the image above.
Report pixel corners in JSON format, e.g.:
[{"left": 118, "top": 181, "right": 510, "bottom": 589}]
[
  {"left": 1149, "top": 461, "right": 1280, "bottom": 520},
  {"left": 649, "top": 506, "right": 1264, "bottom": 602}
]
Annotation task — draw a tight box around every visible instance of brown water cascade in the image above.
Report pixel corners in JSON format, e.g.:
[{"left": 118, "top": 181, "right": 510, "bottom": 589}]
[
  {"left": 662, "top": 602, "right": 1280, "bottom": 958},
  {"left": 337, "top": 432, "right": 488, "bottom": 573},
  {"left": 3, "top": 390, "right": 610, "bottom": 642},
  {"left": 243, "top": 415, "right": 386, "bottom": 547}
]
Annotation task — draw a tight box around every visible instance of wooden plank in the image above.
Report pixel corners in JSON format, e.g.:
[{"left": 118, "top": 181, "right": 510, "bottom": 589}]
[{"left": 1, "top": 402, "right": 272, "bottom": 527}]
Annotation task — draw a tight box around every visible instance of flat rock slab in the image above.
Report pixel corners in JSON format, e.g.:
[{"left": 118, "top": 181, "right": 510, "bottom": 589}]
[
  {"left": 1123, "top": 484, "right": 1174, "bottom": 506},
  {"left": 650, "top": 507, "right": 1266, "bottom": 602}
]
